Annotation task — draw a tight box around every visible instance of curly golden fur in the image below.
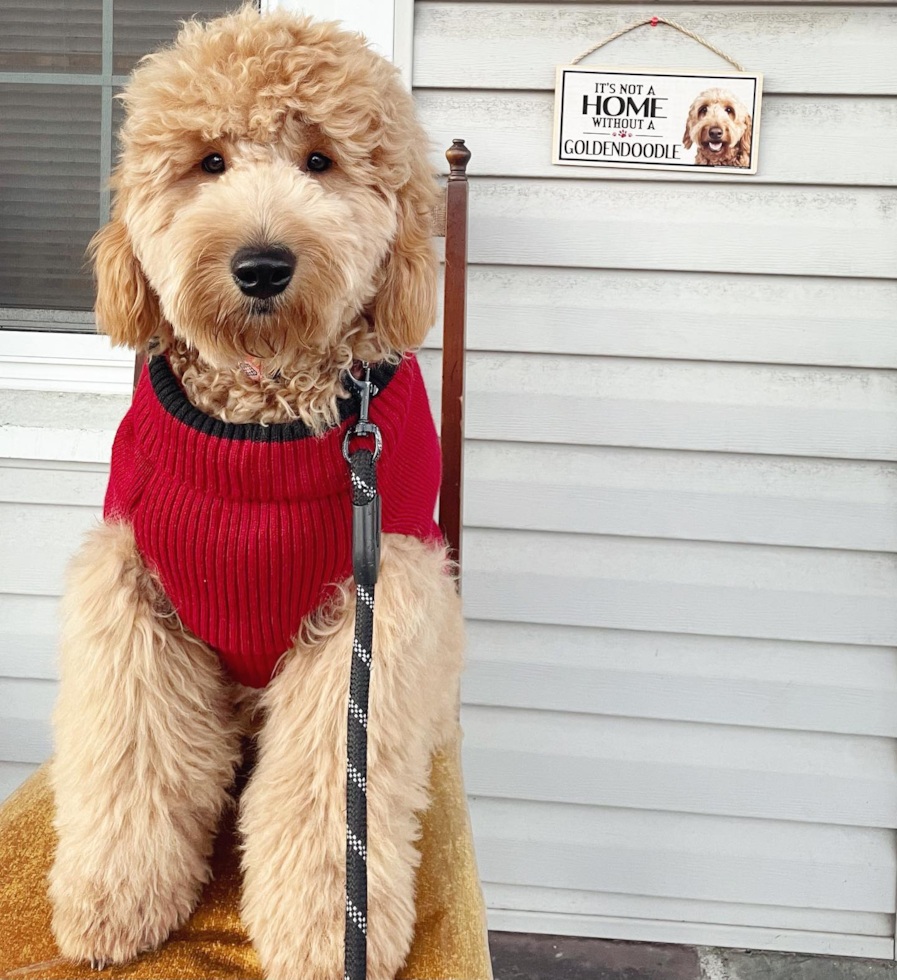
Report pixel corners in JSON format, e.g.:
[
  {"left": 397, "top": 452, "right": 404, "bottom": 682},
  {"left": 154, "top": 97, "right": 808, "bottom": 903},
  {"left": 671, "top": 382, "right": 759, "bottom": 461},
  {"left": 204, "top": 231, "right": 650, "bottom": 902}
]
[
  {"left": 683, "top": 87, "right": 752, "bottom": 168},
  {"left": 90, "top": 2, "right": 438, "bottom": 424},
  {"left": 50, "top": 7, "right": 463, "bottom": 979}
]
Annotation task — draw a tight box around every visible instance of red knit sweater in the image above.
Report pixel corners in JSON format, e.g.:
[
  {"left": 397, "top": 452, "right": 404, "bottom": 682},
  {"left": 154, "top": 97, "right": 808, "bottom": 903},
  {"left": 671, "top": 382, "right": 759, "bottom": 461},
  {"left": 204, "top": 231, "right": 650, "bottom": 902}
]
[{"left": 104, "top": 353, "right": 442, "bottom": 688}]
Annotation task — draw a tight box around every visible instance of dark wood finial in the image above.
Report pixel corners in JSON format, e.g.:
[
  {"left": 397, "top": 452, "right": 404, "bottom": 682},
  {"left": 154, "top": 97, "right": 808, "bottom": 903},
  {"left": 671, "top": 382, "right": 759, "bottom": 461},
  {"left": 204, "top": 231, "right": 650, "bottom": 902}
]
[{"left": 446, "top": 138, "right": 471, "bottom": 181}]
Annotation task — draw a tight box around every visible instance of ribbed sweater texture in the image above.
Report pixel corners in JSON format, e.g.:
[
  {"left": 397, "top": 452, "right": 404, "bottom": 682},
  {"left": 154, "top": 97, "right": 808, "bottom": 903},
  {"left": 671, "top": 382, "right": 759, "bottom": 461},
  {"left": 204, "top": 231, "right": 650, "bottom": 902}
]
[{"left": 104, "top": 353, "right": 442, "bottom": 688}]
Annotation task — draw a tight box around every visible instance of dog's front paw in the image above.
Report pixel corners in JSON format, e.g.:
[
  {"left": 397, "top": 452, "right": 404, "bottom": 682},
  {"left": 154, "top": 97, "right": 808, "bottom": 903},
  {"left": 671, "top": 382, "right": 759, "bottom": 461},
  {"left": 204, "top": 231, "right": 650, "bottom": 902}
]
[
  {"left": 247, "top": 889, "right": 414, "bottom": 980},
  {"left": 49, "top": 864, "right": 198, "bottom": 967},
  {"left": 250, "top": 910, "right": 342, "bottom": 980}
]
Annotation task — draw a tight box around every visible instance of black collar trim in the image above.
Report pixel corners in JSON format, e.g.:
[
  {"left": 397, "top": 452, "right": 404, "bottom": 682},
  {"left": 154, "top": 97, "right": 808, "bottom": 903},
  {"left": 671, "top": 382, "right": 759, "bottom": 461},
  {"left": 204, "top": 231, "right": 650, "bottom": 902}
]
[{"left": 148, "top": 354, "right": 399, "bottom": 443}]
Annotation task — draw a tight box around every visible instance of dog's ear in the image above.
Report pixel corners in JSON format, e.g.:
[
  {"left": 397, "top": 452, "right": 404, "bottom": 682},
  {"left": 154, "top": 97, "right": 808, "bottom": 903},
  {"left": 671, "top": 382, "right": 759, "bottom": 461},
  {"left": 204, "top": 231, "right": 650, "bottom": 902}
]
[
  {"left": 682, "top": 120, "right": 693, "bottom": 149},
  {"left": 369, "top": 185, "right": 438, "bottom": 353},
  {"left": 738, "top": 113, "right": 753, "bottom": 166},
  {"left": 89, "top": 217, "right": 160, "bottom": 348}
]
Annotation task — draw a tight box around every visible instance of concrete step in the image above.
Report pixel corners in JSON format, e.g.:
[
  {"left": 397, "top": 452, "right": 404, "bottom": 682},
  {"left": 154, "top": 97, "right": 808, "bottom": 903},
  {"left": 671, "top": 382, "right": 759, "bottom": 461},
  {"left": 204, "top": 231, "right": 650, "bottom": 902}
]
[{"left": 488, "top": 932, "right": 897, "bottom": 980}]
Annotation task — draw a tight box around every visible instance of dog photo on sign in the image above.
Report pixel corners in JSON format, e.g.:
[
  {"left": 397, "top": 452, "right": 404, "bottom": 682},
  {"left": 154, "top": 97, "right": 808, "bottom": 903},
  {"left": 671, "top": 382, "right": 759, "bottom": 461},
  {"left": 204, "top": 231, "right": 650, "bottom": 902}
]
[
  {"left": 553, "top": 66, "right": 763, "bottom": 175},
  {"left": 683, "top": 86, "right": 753, "bottom": 168}
]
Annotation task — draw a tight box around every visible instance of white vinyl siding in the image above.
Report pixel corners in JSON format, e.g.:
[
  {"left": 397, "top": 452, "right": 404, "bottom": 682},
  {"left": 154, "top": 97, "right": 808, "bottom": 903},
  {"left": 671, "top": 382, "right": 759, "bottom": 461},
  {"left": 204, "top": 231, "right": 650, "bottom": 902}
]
[{"left": 414, "top": 0, "right": 897, "bottom": 960}]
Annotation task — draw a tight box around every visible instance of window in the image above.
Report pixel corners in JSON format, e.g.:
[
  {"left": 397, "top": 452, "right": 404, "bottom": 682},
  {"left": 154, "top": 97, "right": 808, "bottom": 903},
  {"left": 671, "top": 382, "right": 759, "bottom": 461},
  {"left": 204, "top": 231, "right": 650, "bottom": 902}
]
[{"left": 0, "top": 2, "right": 246, "bottom": 333}]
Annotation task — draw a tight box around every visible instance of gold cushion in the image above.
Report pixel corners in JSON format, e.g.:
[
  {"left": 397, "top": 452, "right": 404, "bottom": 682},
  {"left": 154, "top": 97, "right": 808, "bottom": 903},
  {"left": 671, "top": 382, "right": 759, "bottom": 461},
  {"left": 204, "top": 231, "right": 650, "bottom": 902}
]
[{"left": 0, "top": 737, "right": 492, "bottom": 980}]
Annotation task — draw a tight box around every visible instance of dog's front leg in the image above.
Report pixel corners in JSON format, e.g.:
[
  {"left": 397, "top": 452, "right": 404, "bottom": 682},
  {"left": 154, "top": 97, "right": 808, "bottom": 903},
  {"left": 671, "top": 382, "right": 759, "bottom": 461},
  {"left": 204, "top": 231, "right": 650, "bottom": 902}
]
[
  {"left": 49, "top": 522, "right": 241, "bottom": 967},
  {"left": 240, "top": 535, "right": 463, "bottom": 980}
]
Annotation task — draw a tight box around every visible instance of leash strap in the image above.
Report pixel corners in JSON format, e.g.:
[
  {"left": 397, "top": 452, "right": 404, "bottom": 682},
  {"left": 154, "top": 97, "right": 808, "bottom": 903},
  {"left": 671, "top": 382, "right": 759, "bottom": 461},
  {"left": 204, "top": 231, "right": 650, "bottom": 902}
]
[{"left": 343, "top": 365, "right": 382, "bottom": 980}]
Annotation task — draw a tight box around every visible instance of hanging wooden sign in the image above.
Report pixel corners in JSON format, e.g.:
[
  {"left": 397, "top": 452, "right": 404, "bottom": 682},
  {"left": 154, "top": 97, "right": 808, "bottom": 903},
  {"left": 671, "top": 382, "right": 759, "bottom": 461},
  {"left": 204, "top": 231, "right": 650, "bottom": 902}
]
[{"left": 553, "top": 19, "right": 763, "bottom": 175}]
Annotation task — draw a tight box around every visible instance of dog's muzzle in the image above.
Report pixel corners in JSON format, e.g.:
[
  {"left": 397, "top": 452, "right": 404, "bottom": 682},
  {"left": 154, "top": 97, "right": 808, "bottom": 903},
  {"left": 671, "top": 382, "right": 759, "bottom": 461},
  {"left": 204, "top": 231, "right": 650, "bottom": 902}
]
[{"left": 707, "top": 128, "right": 725, "bottom": 153}]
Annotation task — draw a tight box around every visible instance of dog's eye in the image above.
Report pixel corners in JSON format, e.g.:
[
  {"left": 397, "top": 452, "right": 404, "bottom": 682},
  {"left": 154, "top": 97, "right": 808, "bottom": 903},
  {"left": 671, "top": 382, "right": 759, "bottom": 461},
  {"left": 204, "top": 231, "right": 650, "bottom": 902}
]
[
  {"left": 201, "top": 153, "right": 226, "bottom": 174},
  {"left": 698, "top": 106, "right": 708, "bottom": 117},
  {"left": 725, "top": 106, "right": 735, "bottom": 116},
  {"left": 306, "top": 152, "right": 333, "bottom": 173}
]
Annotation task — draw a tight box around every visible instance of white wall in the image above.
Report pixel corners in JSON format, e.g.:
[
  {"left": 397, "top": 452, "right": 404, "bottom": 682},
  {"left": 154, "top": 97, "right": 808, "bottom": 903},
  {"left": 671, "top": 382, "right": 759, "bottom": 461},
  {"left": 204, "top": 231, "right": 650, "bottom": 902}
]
[
  {"left": 413, "top": 0, "right": 897, "bottom": 961},
  {"left": 0, "top": 335, "right": 133, "bottom": 800}
]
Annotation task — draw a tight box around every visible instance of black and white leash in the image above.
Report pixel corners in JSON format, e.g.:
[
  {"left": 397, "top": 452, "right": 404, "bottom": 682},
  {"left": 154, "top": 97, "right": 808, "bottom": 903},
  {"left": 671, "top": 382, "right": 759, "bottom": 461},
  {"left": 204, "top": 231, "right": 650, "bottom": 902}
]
[{"left": 342, "top": 363, "right": 383, "bottom": 980}]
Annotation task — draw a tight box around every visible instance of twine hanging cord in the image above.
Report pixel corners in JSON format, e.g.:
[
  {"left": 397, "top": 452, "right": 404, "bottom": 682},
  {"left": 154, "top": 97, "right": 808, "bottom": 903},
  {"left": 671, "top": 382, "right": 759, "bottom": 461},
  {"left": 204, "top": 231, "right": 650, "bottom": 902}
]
[{"left": 570, "top": 16, "right": 745, "bottom": 73}]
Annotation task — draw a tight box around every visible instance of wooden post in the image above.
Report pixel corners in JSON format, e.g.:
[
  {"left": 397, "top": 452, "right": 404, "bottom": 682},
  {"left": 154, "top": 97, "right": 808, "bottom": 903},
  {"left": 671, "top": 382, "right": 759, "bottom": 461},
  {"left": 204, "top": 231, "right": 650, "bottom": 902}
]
[
  {"left": 133, "top": 349, "right": 146, "bottom": 392},
  {"left": 438, "top": 139, "right": 471, "bottom": 578}
]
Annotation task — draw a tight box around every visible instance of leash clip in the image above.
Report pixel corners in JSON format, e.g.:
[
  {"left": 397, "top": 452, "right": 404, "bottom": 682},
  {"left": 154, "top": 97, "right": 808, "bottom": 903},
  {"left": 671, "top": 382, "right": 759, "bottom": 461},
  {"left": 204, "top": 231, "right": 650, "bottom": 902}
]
[
  {"left": 343, "top": 361, "right": 382, "bottom": 586},
  {"left": 342, "top": 361, "right": 382, "bottom": 462}
]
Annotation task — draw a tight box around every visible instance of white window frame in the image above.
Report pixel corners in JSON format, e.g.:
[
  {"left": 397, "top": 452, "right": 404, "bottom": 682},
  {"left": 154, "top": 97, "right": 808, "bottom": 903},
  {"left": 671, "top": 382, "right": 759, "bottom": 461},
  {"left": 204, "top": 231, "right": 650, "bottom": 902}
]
[
  {"left": 0, "top": 0, "right": 123, "bottom": 343},
  {"left": 0, "top": 0, "right": 414, "bottom": 394}
]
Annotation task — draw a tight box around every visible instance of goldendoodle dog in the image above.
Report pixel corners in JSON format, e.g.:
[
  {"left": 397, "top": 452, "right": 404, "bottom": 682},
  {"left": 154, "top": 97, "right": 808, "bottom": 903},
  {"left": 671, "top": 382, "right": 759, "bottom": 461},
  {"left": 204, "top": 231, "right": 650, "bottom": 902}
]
[
  {"left": 682, "top": 87, "right": 753, "bottom": 168},
  {"left": 48, "top": 6, "right": 463, "bottom": 979}
]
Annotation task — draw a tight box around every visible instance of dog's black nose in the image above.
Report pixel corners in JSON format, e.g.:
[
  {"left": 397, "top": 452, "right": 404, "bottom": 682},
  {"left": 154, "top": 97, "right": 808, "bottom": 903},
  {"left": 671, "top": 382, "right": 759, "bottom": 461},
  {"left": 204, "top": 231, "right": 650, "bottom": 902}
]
[
  {"left": 231, "top": 246, "right": 295, "bottom": 299},
  {"left": 709, "top": 127, "right": 723, "bottom": 141}
]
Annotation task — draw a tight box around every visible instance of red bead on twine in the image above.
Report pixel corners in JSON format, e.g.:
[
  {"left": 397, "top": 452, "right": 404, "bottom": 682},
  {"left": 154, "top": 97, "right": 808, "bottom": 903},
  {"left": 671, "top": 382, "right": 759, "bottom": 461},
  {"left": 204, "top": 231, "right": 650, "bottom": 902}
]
[{"left": 651, "top": 15, "right": 659, "bottom": 26}]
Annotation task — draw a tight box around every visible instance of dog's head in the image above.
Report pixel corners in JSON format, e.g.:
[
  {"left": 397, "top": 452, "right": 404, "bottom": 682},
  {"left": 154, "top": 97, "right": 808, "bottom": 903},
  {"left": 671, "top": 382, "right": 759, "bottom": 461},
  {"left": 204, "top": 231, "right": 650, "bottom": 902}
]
[
  {"left": 91, "top": 5, "right": 438, "bottom": 369},
  {"left": 682, "top": 88, "right": 752, "bottom": 166}
]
